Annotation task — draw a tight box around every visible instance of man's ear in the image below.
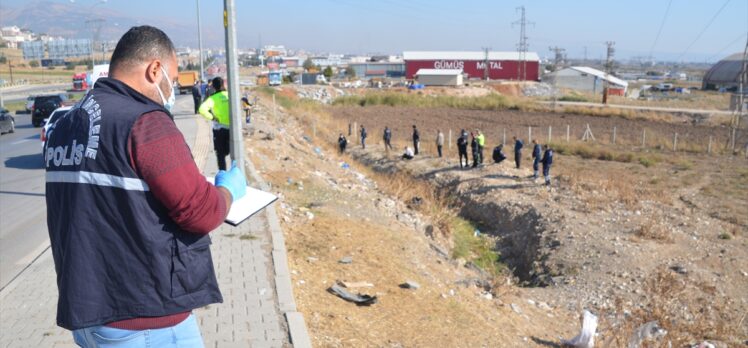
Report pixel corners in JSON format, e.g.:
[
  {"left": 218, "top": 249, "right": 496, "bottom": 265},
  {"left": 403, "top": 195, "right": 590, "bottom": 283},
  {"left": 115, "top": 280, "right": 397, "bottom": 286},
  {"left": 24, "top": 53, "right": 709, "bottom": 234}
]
[{"left": 144, "top": 60, "right": 162, "bottom": 84}]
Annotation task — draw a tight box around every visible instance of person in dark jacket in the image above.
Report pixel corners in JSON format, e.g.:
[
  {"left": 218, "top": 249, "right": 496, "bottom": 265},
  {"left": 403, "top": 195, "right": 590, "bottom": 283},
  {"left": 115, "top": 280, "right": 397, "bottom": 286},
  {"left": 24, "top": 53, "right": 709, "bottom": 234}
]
[
  {"left": 457, "top": 129, "right": 468, "bottom": 168},
  {"left": 531, "top": 139, "right": 542, "bottom": 179},
  {"left": 191, "top": 80, "right": 202, "bottom": 114},
  {"left": 383, "top": 126, "right": 393, "bottom": 151},
  {"left": 470, "top": 132, "right": 479, "bottom": 168},
  {"left": 44, "top": 25, "right": 247, "bottom": 345},
  {"left": 412, "top": 125, "right": 420, "bottom": 155},
  {"left": 513, "top": 136, "right": 524, "bottom": 169},
  {"left": 338, "top": 133, "right": 348, "bottom": 153},
  {"left": 360, "top": 125, "right": 367, "bottom": 148},
  {"left": 492, "top": 144, "right": 507, "bottom": 164},
  {"left": 542, "top": 144, "right": 554, "bottom": 186}
]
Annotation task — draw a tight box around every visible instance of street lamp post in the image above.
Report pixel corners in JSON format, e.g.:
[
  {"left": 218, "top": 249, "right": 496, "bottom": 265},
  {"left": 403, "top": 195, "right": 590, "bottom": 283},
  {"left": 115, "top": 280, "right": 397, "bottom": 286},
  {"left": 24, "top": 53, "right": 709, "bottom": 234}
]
[
  {"left": 196, "top": 0, "right": 205, "bottom": 82},
  {"left": 223, "top": 0, "right": 245, "bottom": 171}
]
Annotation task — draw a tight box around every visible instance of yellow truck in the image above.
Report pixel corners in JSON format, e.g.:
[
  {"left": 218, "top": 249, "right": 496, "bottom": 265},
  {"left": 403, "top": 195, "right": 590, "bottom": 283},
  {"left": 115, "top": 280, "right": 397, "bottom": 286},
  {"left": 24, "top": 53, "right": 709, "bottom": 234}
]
[{"left": 177, "top": 71, "right": 199, "bottom": 94}]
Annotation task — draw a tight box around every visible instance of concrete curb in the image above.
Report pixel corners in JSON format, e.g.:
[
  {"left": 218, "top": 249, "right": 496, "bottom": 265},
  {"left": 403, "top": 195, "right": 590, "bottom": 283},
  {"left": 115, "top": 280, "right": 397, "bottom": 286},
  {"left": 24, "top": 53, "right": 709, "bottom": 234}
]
[{"left": 244, "top": 154, "right": 312, "bottom": 348}]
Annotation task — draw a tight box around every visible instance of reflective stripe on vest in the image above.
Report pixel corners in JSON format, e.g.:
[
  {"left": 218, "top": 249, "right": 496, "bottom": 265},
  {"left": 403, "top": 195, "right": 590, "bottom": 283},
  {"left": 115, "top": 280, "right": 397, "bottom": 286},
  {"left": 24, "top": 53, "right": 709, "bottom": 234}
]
[{"left": 46, "top": 171, "right": 150, "bottom": 191}]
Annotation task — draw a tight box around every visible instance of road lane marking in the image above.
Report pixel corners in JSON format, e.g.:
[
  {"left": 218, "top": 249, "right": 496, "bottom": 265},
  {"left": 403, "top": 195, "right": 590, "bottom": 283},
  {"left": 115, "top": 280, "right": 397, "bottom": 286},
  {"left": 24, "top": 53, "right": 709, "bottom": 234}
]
[{"left": 11, "top": 139, "right": 34, "bottom": 145}]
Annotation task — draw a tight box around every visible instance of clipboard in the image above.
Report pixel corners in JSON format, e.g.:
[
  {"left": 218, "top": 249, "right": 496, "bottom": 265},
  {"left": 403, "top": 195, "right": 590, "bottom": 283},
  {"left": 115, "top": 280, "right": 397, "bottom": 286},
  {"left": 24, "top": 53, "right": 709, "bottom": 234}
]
[{"left": 206, "top": 177, "right": 278, "bottom": 226}]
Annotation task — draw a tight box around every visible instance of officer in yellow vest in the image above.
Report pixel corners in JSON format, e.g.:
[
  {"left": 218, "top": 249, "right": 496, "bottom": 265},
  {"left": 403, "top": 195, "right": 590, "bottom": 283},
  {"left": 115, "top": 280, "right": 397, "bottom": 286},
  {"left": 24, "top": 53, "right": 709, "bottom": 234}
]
[{"left": 198, "top": 77, "right": 231, "bottom": 170}]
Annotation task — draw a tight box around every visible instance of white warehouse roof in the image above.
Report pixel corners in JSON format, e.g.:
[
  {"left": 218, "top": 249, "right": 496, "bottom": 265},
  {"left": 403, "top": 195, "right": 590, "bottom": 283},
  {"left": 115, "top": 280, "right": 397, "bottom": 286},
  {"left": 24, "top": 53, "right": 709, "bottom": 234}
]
[
  {"left": 404, "top": 51, "right": 540, "bottom": 61},
  {"left": 568, "top": 66, "right": 628, "bottom": 88},
  {"left": 415, "top": 69, "right": 463, "bottom": 76}
]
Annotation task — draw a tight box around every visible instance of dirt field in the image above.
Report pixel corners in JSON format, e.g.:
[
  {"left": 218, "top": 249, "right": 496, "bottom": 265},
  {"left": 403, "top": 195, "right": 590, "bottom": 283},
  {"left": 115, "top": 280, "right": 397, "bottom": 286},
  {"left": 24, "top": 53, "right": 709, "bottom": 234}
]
[
  {"left": 329, "top": 106, "right": 736, "bottom": 153},
  {"left": 249, "top": 86, "right": 747, "bottom": 346}
]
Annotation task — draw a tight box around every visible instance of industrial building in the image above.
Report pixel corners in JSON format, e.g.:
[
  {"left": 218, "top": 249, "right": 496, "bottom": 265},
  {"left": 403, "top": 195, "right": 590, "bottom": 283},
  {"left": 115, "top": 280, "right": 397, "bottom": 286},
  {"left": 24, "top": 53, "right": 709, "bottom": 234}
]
[
  {"left": 543, "top": 66, "right": 628, "bottom": 95},
  {"left": 403, "top": 51, "right": 540, "bottom": 81},
  {"left": 348, "top": 62, "right": 406, "bottom": 78},
  {"left": 702, "top": 52, "right": 746, "bottom": 91},
  {"left": 414, "top": 69, "right": 463, "bottom": 86}
]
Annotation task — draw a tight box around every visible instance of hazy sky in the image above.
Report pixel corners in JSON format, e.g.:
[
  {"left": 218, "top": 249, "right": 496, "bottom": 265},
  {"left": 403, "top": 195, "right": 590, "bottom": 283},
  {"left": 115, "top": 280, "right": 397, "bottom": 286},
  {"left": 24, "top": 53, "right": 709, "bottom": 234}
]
[{"left": 2, "top": 0, "right": 747, "bottom": 62}]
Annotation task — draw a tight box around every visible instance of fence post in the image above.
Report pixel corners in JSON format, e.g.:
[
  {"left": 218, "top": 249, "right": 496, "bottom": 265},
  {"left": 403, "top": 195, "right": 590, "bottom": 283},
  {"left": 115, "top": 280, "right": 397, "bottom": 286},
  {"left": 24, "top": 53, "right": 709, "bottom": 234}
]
[
  {"left": 313, "top": 119, "right": 317, "bottom": 138},
  {"left": 708, "top": 136, "right": 712, "bottom": 154},
  {"left": 353, "top": 121, "right": 358, "bottom": 141},
  {"left": 566, "top": 125, "right": 570, "bottom": 142},
  {"left": 612, "top": 126, "right": 617, "bottom": 145},
  {"left": 642, "top": 129, "right": 646, "bottom": 148},
  {"left": 503, "top": 128, "right": 506, "bottom": 146},
  {"left": 528, "top": 126, "right": 532, "bottom": 142},
  {"left": 449, "top": 129, "right": 452, "bottom": 150},
  {"left": 673, "top": 133, "right": 678, "bottom": 151},
  {"left": 548, "top": 126, "right": 552, "bottom": 143}
]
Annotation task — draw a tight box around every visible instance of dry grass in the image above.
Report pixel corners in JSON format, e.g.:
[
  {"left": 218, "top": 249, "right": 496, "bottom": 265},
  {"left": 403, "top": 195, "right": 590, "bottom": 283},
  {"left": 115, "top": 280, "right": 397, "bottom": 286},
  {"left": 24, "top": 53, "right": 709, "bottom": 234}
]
[
  {"left": 633, "top": 215, "right": 673, "bottom": 243},
  {"left": 601, "top": 270, "right": 743, "bottom": 347}
]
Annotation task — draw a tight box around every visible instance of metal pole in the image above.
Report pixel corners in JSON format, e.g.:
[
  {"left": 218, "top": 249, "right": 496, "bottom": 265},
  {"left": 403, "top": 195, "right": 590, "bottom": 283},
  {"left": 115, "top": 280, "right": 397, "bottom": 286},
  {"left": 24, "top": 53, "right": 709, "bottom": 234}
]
[
  {"left": 548, "top": 126, "right": 552, "bottom": 143},
  {"left": 673, "top": 133, "right": 678, "bottom": 151},
  {"left": 612, "top": 126, "right": 617, "bottom": 144},
  {"left": 196, "top": 0, "right": 205, "bottom": 82},
  {"left": 528, "top": 126, "right": 532, "bottom": 143},
  {"left": 708, "top": 136, "right": 712, "bottom": 154},
  {"left": 502, "top": 128, "right": 506, "bottom": 146},
  {"left": 224, "top": 0, "right": 245, "bottom": 171},
  {"left": 566, "top": 125, "right": 570, "bottom": 142},
  {"left": 642, "top": 129, "right": 646, "bottom": 148},
  {"left": 448, "top": 129, "right": 452, "bottom": 150}
]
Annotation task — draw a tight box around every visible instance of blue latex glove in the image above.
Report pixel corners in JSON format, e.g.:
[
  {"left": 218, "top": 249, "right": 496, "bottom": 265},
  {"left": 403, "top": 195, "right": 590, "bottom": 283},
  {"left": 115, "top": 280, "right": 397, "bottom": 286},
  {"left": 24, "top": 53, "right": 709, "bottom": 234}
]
[{"left": 215, "top": 161, "right": 247, "bottom": 201}]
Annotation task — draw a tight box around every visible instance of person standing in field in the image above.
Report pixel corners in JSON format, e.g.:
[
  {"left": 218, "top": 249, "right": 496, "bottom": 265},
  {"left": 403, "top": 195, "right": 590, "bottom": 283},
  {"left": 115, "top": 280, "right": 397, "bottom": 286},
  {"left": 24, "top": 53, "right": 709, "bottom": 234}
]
[
  {"left": 338, "top": 133, "right": 348, "bottom": 153},
  {"left": 360, "top": 125, "right": 367, "bottom": 149},
  {"left": 542, "top": 144, "right": 554, "bottom": 186},
  {"left": 383, "top": 126, "right": 393, "bottom": 151},
  {"left": 475, "top": 129, "right": 485, "bottom": 165},
  {"left": 457, "top": 129, "right": 468, "bottom": 169},
  {"left": 531, "top": 139, "right": 542, "bottom": 179},
  {"left": 412, "top": 125, "right": 420, "bottom": 155},
  {"left": 470, "top": 132, "right": 479, "bottom": 168},
  {"left": 436, "top": 129, "right": 444, "bottom": 158},
  {"left": 513, "top": 136, "right": 524, "bottom": 169}
]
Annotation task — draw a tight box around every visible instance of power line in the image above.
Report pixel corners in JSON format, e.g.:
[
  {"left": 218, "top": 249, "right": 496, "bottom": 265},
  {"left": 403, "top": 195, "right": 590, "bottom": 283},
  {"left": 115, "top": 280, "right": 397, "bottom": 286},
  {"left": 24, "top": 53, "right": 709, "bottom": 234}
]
[
  {"left": 706, "top": 32, "right": 748, "bottom": 62},
  {"left": 648, "top": 0, "right": 673, "bottom": 62},
  {"left": 676, "top": 0, "right": 732, "bottom": 61}
]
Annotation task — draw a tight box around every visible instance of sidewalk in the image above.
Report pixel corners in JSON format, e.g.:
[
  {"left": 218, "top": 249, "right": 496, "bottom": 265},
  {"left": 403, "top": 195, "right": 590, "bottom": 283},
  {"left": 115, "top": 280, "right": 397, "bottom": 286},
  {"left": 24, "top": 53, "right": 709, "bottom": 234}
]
[{"left": 0, "top": 97, "right": 309, "bottom": 348}]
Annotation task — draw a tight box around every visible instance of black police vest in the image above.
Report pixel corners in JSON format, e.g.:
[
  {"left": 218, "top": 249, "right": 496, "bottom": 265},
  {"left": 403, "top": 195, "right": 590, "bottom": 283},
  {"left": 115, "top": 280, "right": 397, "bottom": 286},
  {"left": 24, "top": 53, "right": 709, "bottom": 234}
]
[{"left": 44, "top": 78, "right": 222, "bottom": 330}]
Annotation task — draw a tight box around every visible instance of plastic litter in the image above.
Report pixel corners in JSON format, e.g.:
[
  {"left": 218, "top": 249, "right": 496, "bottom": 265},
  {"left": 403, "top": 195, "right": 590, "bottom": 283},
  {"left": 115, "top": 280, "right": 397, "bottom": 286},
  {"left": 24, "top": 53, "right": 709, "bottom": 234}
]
[
  {"left": 338, "top": 256, "right": 353, "bottom": 264},
  {"left": 628, "top": 321, "right": 667, "bottom": 348},
  {"left": 328, "top": 283, "right": 377, "bottom": 306},
  {"left": 690, "top": 342, "right": 716, "bottom": 348},
  {"left": 562, "top": 310, "right": 597, "bottom": 348},
  {"left": 313, "top": 147, "right": 322, "bottom": 155},
  {"left": 341, "top": 162, "right": 350, "bottom": 169},
  {"left": 473, "top": 229, "right": 481, "bottom": 237},
  {"left": 399, "top": 281, "right": 420, "bottom": 290}
]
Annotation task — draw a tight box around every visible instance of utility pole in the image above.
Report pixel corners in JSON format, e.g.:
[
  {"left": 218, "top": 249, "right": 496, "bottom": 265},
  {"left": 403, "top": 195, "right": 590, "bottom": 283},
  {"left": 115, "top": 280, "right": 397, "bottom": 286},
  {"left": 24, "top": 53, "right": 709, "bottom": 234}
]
[
  {"left": 85, "top": 18, "right": 105, "bottom": 66},
  {"left": 603, "top": 41, "right": 615, "bottom": 104},
  {"left": 224, "top": 0, "right": 245, "bottom": 171},
  {"left": 482, "top": 47, "right": 490, "bottom": 81},
  {"left": 512, "top": 6, "right": 533, "bottom": 81},
  {"left": 196, "top": 0, "right": 205, "bottom": 82},
  {"left": 8, "top": 60, "right": 13, "bottom": 84},
  {"left": 548, "top": 46, "right": 566, "bottom": 71},
  {"left": 732, "top": 36, "right": 747, "bottom": 153}
]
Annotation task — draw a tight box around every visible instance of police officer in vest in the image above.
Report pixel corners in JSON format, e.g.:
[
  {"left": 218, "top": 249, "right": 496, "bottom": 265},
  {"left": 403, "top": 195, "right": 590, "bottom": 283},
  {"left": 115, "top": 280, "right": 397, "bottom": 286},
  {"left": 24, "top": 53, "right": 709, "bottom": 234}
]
[
  {"left": 44, "top": 25, "right": 247, "bottom": 347},
  {"left": 199, "top": 76, "right": 231, "bottom": 171}
]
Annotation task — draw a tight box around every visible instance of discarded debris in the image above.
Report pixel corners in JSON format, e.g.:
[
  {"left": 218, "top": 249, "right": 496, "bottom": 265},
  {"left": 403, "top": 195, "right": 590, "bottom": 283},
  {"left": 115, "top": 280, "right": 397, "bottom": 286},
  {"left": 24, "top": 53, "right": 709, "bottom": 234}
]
[
  {"left": 407, "top": 196, "right": 423, "bottom": 209},
  {"left": 628, "top": 321, "right": 667, "bottom": 348},
  {"left": 338, "top": 256, "right": 353, "bottom": 264},
  {"left": 328, "top": 283, "right": 377, "bottom": 306},
  {"left": 399, "top": 281, "right": 420, "bottom": 290},
  {"left": 562, "top": 310, "right": 597, "bottom": 348},
  {"left": 669, "top": 265, "right": 688, "bottom": 275},
  {"left": 690, "top": 342, "right": 716, "bottom": 348},
  {"left": 510, "top": 303, "right": 522, "bottom": 314}
]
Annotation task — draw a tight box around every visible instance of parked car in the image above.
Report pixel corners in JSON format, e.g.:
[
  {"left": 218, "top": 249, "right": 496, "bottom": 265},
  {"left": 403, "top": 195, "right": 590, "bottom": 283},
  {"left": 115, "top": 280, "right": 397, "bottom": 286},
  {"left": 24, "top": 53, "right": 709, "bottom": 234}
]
[
  {"left": 41, "top": 106, "right": 72, "bottom": 147},
  {"left": 25, "top": 96, "right": 35, "bottom": 113},
  {"left": 32, "top": 94, "right": 69, "bottom": 127},
  {"left": 0, "top": 108, "right": 15, "bottom": 135}
]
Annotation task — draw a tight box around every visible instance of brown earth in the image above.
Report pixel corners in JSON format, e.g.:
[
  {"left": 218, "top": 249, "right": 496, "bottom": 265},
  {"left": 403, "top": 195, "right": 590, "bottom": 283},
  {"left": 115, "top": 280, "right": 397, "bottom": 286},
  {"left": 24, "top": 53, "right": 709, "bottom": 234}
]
[
  {"left": 329, "top": 105, "right": 734, "bottom": 152},
  {"left": 246, "top": 87, "right": 748, "bottom": 347}
]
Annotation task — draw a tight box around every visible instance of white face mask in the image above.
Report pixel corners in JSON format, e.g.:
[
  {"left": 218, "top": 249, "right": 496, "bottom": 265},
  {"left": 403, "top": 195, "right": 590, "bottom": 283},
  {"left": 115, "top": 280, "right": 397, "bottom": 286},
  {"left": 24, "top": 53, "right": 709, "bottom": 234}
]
[{"left": 155, "top": 66, "right": 176, "bottom": 112}]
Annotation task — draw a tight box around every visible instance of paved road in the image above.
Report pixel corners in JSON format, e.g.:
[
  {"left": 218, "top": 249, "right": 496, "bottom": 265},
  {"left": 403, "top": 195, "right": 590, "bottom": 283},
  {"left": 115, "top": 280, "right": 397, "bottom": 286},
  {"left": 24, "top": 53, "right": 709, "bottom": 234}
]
[
  {"left": 0, "top": 111, "right": 48, "bottom": 290},
  {"left": 1, "top": 83, "right": 70, "bottom": 104}
]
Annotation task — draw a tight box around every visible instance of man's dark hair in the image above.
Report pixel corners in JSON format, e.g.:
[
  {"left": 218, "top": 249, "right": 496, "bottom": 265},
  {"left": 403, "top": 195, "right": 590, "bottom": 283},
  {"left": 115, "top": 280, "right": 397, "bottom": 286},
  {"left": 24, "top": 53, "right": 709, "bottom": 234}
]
[
  {"left": 110, "top": 26, "right": 175, "bottom": 73},
  {"left": 211, "top": 77, "right": 224, "bottom": 91}
]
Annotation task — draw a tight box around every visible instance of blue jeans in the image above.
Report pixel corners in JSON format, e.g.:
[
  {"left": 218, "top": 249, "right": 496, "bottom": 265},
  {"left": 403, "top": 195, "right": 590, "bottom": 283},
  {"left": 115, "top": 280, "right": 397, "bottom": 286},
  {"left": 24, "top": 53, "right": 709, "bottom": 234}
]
[{"left": 72, "top": 314, "right": 204, "bottom": 348}]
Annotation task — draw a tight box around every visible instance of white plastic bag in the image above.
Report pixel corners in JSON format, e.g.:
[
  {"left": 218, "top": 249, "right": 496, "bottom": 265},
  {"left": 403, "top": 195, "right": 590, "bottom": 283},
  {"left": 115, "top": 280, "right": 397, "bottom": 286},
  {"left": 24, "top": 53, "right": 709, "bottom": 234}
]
[{"left": 562, "top": 310, "right": 598, "bottom": 348}]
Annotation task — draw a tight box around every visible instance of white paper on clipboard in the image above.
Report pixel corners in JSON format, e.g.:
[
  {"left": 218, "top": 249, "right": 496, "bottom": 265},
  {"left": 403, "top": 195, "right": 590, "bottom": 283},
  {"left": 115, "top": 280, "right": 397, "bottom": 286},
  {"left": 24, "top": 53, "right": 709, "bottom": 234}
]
[{"left": 206, "top": 177, "right": 278, "bottom": 226}]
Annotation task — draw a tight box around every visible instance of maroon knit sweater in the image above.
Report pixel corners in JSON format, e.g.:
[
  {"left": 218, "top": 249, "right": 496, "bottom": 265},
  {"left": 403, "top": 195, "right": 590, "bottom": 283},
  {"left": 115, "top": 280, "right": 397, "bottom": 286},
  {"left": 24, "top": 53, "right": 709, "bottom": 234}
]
[{"left": 105, "top": 111, "right": 227, "bottom": 330}]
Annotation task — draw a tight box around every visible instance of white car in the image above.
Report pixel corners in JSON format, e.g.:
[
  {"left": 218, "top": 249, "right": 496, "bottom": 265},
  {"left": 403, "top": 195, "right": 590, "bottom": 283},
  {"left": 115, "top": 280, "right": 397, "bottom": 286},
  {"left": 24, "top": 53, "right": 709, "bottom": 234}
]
[{"left": 41, "top": 106, "right": 72, "bottom": 148}]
